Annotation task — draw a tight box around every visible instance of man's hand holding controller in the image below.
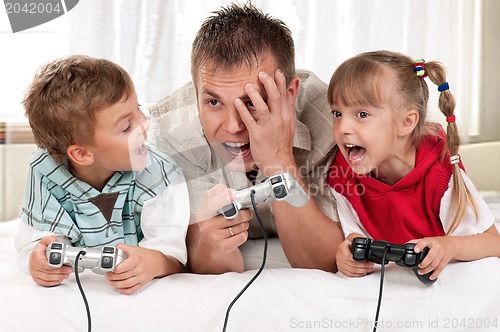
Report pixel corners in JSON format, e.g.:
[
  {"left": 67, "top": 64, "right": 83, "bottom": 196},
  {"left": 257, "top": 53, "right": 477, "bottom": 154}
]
[{"left": 219, "top": 172, "right": 310, "bottom": 219}]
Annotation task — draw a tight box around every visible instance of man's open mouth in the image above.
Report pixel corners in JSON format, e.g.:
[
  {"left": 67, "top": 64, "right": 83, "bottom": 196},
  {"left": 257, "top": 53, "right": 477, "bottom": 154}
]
[{"left": 223, "top": 142, "right": 251, "bottom": 158}]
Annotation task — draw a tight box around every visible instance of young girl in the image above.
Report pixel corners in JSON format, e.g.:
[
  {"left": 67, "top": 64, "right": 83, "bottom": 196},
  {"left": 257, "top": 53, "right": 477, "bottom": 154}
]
[{"left": 327, "top": 50, "right": 500, "bottom": 281}]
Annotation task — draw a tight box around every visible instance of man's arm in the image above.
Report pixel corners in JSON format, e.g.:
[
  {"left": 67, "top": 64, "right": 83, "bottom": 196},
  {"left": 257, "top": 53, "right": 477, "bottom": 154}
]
[
  {"left": 235, "top": 69, "right": 344, "bottom": 272},
  {"left": 185, "top": 183, "right": 252, "bottom": 274}
]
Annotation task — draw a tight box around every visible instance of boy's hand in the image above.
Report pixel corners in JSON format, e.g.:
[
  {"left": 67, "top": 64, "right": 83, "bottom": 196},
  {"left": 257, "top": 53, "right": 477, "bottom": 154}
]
[
  {"left": 29, "top": 235, "right": 71, "bottom": 287},
  {"left": 336, "top": 233, "right": 374, "bottom": 277},
  {"left": 413, "top": 236, "right": 457, "bottom": 281},
  {"left": 106, "top": 244, "right": 180, "bottom": 295}
]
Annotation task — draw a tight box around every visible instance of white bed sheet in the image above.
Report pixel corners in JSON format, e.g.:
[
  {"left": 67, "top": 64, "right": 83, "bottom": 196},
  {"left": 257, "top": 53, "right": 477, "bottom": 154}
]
[{"left": 1, "top": 219, "right": 500, "bottom": 332}]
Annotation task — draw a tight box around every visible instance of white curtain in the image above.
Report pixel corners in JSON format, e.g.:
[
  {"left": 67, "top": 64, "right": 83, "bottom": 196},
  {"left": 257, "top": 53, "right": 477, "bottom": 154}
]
[{"left": 1, "top": 0, "right": 482, "bottom": 142}]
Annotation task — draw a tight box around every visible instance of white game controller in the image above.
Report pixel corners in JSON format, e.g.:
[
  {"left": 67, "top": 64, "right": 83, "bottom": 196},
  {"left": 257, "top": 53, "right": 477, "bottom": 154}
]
[
  {"left": 219, "top": 172, "right": 309, "bottom": 219},
  {"left": 46, "top": 242, "right": 126, "bottom": 274}
]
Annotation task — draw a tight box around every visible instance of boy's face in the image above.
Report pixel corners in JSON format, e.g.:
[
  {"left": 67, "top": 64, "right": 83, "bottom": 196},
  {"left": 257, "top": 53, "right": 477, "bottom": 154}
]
[{"left": 87, "top": 91, "right": 150, "bottom": 173}]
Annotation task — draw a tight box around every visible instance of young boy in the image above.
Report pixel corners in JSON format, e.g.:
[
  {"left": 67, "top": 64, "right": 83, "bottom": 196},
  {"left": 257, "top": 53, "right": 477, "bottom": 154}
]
[{"left": 14, "top": 55, "right": 189, "bottom": 295}]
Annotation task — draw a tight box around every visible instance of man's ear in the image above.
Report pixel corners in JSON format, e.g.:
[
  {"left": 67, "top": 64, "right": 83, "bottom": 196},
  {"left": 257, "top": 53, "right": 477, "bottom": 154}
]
[
  {"left": 66, "top": 145, "right": 94, "bottom": 166},
  {"left": 398, "top": 109, "right": 419, "bottom": 137},
  {"left": 287, "top": 76, "right": 300, "bottom": 99},
  {"left": 287, "top": 76, "right": 300, "bottom": 109}
]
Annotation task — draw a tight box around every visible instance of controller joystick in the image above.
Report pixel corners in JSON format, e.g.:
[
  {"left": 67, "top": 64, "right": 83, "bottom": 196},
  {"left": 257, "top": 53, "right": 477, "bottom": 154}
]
[
  {"left": 352, "top": 237, "right": 436, "bottom": 285},
  {"left": 219, "top": 172, "right": 309, "bottom": 219},
  {"left": 46, "top": 242, "right": 126, "bottom": 274}
]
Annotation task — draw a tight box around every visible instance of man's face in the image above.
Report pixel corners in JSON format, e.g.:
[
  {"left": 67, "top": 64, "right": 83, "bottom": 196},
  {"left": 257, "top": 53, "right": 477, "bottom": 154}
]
[{"left": 195, "top": 55, "right": 278, "bottom": 173}]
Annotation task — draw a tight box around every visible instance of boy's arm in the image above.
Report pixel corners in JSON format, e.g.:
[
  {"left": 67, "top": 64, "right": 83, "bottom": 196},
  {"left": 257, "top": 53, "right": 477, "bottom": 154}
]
[
  {"left": 106, "top": 173, "right": 190, "bottom": 294},
  {"left": 14, "top": 222, "right": 72, "bottom": 286},
  {"left": 14, "top": 221, "right": 70, "bottom": 273},
  {"left": 107, "top": 243, "right": 182, "bottom": 295},
  {"left": 139, "top": 172, "right": 190, "bottom": 268}
]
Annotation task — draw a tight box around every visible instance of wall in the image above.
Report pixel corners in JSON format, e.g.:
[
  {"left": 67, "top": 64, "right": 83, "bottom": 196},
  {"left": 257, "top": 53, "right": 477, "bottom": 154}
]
[
  {"left": 0, "top": 143, "right": 36, "bottom": 221},
  {"left": 479, "top": 0, "right": 500, "bottom": 142}
]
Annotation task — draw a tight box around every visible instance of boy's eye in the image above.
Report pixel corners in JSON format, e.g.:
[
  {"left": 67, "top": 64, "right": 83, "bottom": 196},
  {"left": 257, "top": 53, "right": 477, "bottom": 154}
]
[
  {"left": 332, "top": 111, "right": 341, "bottom": 118},
  {"left": 123, "top": 121, "right": 132, "bottom": 132}
]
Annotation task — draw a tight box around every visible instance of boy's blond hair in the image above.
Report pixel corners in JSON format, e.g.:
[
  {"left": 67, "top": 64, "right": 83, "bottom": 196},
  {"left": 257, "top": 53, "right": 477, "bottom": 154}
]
[{"left": 23, "top": 55, "right": 134, "bottom": 163}]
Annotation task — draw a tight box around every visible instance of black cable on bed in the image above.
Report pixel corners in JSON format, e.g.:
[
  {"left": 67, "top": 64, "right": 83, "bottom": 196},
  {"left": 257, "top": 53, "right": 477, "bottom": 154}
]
[
  {"left": 372, "top": 247, "right": 390, "bottom": 332},
  {"left": 75, "top": 251, "right": 92, "bottom": 332},
  {"left": 222, "top": 190, "right": 268, "bottom": 332}
]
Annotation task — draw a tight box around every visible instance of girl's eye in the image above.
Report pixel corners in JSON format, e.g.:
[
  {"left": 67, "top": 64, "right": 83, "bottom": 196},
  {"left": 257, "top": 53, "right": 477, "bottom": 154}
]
[
  {"left": 358, "top": 111, "right": 369, "bottom": 118},
  {"left": 332, "top": 111, "right": 342, "bottom": 118}
]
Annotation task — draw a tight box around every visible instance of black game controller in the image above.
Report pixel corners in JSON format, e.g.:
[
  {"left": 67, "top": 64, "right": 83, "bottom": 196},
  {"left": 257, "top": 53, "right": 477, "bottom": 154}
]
[
  {"left": 219, "top": 172, "right": 309, "bottom": 219},
  {"left": 351, "top": 237, "right": 436, "bottom": 285},
  {"left": 46, "top": 242, "right": 126, "bottom": 274}
]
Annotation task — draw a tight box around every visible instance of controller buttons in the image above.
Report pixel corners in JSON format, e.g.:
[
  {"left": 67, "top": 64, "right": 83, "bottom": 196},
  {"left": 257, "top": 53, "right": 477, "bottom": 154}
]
[
  {"left": 102, "top": 247, "right": 115, "bottom": 254},
  {"left": 273, "top": 185, "right": 287, "bottom": 199},
  {"left": 403, "top": 254, "right": 417, "bottom": 266},
  {"left": 270, "top": 176, "right": 282, "bottom": 185},
  {"left": 48, "top": 252, "right": 62, "bottom": 265},
  {"left": 101, "top": 256, "right": 114, "bottom": 269},
  {"left": 51, "top": 242, "right": 63, "bottom": 250},
  {"left": 221, "top": 203, "right": 238, "bottom": 218}
]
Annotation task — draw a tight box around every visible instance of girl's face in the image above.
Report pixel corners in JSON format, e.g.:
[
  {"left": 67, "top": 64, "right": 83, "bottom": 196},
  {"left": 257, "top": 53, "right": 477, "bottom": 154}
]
[
  {"left": 331, "top": 88, "right": 419, "bottom": 185},
  {"left": 331, "top": 100, "right": 399, "bottom": 177}
]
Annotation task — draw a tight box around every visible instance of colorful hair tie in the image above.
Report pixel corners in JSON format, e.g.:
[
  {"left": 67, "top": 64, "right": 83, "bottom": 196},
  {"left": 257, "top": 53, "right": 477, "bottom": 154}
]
[
  {"left": 446, "top": 115, "right": 456, "bottom": 123},
  {"left": 413, "top": 59, "right": 427, "bottom": 78},
  {"left": 438, "top": 82, "right": 449, "bottom": 92},
  {"left": 450, "top": 155, "right": 460, "bottom": 165}
]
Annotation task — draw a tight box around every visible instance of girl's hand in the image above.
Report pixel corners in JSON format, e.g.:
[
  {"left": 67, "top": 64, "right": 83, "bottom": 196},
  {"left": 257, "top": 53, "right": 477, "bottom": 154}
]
[
  {"left": 336, "top": 233, "right": 374, "bottom": 277},
  {"left": 413, "top": 236, "right": 458, "bottom": 281}
]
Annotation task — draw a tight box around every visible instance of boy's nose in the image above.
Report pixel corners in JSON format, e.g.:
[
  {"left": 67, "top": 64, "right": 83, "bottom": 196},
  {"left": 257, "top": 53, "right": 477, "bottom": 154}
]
[{"left": 141, "top": 119, "right": 150, "bottom": 133}]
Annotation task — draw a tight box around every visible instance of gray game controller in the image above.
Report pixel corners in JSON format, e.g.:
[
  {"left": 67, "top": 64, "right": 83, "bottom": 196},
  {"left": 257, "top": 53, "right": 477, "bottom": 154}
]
[
  {"left": 46, "top": 242, "right": 126, "bottom": 274},
  {"left": 219, "top": 172, "right": 310, "bottom": 219}
]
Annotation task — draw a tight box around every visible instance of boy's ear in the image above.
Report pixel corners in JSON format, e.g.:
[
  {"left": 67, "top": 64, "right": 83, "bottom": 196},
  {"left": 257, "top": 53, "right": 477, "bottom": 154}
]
[
  {"left": 66, "top": 145, "right": 94, "bottom": 166},
  {"left": 398, "top": 109, "right": 419, "bottom": 137}
]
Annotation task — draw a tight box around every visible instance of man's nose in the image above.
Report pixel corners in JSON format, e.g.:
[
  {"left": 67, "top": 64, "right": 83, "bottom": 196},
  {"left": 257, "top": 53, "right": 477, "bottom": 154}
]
[{"left": 223, "top": 107, "right": 245, "bottom": 133}]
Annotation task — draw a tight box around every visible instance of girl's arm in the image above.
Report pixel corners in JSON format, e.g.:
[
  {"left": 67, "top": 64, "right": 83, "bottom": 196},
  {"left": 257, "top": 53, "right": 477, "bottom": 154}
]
[{"left": 414, "top": 225, "right": 500, "bottom": 280}]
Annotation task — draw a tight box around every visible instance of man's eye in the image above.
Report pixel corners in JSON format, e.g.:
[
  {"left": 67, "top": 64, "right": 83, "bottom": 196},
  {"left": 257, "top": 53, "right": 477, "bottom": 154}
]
[
  {"left": 245, "top": 100, "right": 255, "bottom": 109},
  {"left": 208, "top": 99, "right": 219, "bottom": 107}
]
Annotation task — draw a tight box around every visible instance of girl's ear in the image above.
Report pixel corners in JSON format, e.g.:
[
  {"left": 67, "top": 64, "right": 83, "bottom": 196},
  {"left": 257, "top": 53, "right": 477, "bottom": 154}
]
[
  {"left": 66, "top": 145, "right": 94, "bottom": 166},
  {"left": 398, "top": 109, "right": 419, "bottom": 137}
]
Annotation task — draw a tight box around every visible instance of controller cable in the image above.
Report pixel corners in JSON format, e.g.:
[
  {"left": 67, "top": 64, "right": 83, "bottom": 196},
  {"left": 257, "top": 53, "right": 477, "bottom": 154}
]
[
  {"left": 222, "top": 190, "right": 268, "bottom": 332},
  {"left": 372, "top": 246, "right": 390, "bottom": 332},
  {"left": 75, "top": 251, "right": 92, "bottom": 332}
]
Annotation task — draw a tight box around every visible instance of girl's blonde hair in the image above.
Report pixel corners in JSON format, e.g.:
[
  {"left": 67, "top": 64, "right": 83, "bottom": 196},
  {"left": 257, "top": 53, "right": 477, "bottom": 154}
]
[{"left": 328, "top": 50, "right": 477, "bottom": 233}]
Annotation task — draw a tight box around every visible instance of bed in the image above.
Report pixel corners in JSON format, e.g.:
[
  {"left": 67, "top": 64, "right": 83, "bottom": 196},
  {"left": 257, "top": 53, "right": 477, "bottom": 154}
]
[
  {"left": 1, "top": 218, "right": 500, "bottom": 332},
  {"left": 1, "top": 142, "right": 500, "bottom": 331}
]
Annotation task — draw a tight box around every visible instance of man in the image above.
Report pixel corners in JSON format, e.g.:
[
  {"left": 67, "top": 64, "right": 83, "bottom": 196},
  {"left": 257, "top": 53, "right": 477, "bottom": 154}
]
[{"left": 149, "top": 3, "right": 343, "bottom": 273}]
